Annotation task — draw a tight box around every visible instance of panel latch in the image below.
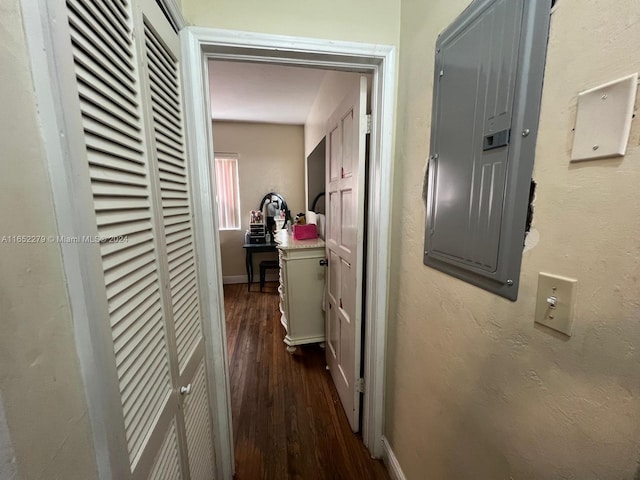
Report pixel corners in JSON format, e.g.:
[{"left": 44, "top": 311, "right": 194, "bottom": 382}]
[{"left": 483, "top": 128, "right": 511, "bottom": 151}]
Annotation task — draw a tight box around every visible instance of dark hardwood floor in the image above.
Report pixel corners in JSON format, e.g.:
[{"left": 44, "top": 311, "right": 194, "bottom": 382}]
[{"left": 223, "top": 282, "right": 390, "bottom": 480}]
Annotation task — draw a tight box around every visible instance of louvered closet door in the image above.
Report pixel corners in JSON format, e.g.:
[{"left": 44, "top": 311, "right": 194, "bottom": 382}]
[
  {"left": 64, "top": 0, "right": 215, "bottom": 479},
  {"left": 138, "top": 1, "right": 215, "bottom": 479},
  {"left": 65, "top": 0, "right": 180, "bottom": 477}
]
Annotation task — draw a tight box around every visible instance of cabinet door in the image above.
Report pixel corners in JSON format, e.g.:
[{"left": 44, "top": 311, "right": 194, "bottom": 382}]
[{"left": 282, "top": 248, "right": 325, "bottom": 346}]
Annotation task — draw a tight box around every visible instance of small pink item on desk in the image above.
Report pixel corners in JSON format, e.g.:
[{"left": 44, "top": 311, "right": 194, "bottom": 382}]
[{"left": 293, "top": 223, "right": 318, "bottom": 240}]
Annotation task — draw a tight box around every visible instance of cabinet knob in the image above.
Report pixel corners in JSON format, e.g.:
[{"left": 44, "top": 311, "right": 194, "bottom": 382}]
[
  {"left": 319, "top": 259, "right": 328, "bottom": 266},
  {"left": 180, "top": 384, "right": 192, "bottom": 395}
]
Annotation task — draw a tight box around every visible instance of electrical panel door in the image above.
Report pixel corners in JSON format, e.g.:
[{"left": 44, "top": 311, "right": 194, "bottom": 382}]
[{"left": 424, "top": 0, "right": 552, "bottom": 300}]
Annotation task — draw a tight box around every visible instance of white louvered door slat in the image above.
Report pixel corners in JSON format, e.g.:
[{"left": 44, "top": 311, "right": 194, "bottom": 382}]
[
  {"left": 77, "top": 81, "right": 140, "bottom": 128},
  {"left": 149, "top": 420, "right": 183, "bottom": 480},
  {"left": 183, "top": 360, "right": 215, "bottom": 480},
  {"left": 141, "top": 11, "right": 204, "bottom": 375},
  {"left": 64, "top": 0, "right": 180, "bottom": 477}
]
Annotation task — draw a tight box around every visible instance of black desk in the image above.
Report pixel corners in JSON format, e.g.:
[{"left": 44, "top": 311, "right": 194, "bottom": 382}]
[{"left": 243, "top": 242, "right": 278, "bottom": 291}]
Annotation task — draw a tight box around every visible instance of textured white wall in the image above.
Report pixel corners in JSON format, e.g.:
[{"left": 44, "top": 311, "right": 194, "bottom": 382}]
[
  {"left": 386, "top": 0, "right": 640, "bottom": 478},
  {"left": 213, "top": 122, "right": 305, "bottom": 278},
  {"left": 0, "top": 1, "right": 98, "bottom": 479}
]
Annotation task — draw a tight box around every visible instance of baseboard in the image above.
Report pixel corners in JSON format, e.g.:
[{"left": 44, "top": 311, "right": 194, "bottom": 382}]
[
  {"left": 222, "top": 274, "right": 279, "bottom": 285},
  {"left": 222, "top": 275, "right": 247, "bottom": 284},
  {"left": 381, "top": 436, "right": 407, "bottom": 480}
]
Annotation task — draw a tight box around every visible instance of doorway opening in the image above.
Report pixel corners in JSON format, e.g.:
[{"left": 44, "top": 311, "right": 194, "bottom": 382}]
[
  {"left": 207, "top": 58, "right": 379, "bottom": 476},
  {"left": 181, "top": 28, "right": 396, "bottom": 479}
]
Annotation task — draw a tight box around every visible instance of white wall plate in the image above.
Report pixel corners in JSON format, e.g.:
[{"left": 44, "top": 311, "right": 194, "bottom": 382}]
[
  {"left": 571, "top": 73, "right": 638, "bottom": 162},
  {"left": 534, "top": 272, "right": 578, "bottom": 337}
]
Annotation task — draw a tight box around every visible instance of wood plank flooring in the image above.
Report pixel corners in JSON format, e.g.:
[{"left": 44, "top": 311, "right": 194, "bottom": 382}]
[{"left": 223, "top": 282, "right": 390, "bottom": 480}]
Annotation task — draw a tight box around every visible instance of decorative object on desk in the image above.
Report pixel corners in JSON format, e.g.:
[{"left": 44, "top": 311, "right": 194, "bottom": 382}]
[
  {"left": 265, "top": 195, "right": 280, "bottom": 234},
  {"left": 293, "top": 223, "right": 318, "bottom": 240},
  {"left": 250, "top": 210, "right": 263, "bottom": 223},
  {"left": 294, "top": 212, "right": 306, "bottom": 225},
  {"left": 305, "top": 211, "right": 325, "bottom": 240},
  {"left": 258, "top": 192, "right": 291, "bottom": 230},
  {"left": 249, "top": 223, "right": 267, "bottom": 244}
]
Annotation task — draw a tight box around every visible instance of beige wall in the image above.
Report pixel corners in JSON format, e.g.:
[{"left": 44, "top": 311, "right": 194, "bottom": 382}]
[
  {"left": 0, "top": 1, "right": 98, "bottom": 479},
  {"left": 0, "top": 394, "right": 16, "bottom": 479},
  {"left": 182, "top": 0, "right": 400, "bottom": 46},
  {"left": 386, "top": 1, "right": 640, "bottom": 479},
  {"left": 213, "top": 122, "right": 305, "bottom": 278}
]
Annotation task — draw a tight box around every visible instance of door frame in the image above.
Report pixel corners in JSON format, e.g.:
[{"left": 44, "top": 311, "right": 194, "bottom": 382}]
[{"left": 181, "top": 28, "right": 396, "bottom": 479}]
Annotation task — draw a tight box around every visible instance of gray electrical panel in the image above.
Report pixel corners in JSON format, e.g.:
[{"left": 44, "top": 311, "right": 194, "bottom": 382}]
[{"left": 424, "top": 0, "right": 551, "bottom": 301}]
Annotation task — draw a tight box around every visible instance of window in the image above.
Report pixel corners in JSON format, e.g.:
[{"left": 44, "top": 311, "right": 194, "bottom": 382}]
[{"left": 214, "top": 154, "right": 241, "bottom": 230}]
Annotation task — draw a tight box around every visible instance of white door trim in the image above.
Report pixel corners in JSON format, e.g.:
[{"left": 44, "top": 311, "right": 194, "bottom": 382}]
[{"left": 181, "top": 28, "right": 396, "bottom": 478}]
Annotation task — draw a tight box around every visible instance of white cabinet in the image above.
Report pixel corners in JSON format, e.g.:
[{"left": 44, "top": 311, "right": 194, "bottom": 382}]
[{"left": 276, "top": 232, "right": 325, "bottom": 351}]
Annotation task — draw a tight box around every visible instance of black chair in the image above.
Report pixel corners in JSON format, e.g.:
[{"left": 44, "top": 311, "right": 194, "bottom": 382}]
[{"left": 259, "top": 260, "right": 280, "bottom": 292}]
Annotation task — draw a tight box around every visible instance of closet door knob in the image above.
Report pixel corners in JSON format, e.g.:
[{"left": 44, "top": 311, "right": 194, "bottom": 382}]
[
  {"left": 180, "top": 384, "right": 192, "bottom": 395},
  {"left": 319, "top": 259, "right": 328, "bottom": 266}
]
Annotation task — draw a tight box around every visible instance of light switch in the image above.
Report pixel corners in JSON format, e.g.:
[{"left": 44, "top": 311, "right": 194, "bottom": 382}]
[
  {"left": 571, "top": 73, "right": 638, "bottom": 162},
  {"left": 534, "top": 273, "right": 578, "bottom": 336}
]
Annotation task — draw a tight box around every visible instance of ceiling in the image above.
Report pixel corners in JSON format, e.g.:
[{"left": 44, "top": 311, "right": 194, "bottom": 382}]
[{"left": 208, "top": 60, "right": 328, "bottom": 125}]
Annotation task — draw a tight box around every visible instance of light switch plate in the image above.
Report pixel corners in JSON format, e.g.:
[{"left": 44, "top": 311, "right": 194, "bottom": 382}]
[
  {"left": 571, "top": 73, "right": 638, "bottom": 162},
  {"left": 534, "top": 273, "right": 578, "bottom": 336}
]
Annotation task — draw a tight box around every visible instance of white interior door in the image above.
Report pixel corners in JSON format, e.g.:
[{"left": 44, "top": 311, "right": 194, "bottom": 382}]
[
  {"left": 325, "top": 76, "right": 368, "bottom": 432},
  {"left": 62, "top": 0, "right": 215, "bottom": 478}
]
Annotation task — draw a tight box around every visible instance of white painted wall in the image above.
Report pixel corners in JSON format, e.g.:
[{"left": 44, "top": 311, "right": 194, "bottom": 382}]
[
  {"left": 212, "top": 122, "right": 305, "bottom": 278},
  {"left": 0, "top": 1, "right": 98, "bottom": 478},
  {"left": 386, "top": 0, "right": 640, "bottom": 478}
]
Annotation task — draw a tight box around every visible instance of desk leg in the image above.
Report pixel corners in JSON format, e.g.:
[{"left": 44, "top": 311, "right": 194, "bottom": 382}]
[{"left": 245, "top": 249, "right": 252, "bottom": 291}]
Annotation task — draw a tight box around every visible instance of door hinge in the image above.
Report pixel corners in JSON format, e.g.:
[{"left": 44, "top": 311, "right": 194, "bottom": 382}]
[
  {"left": 439, "top": 69, "right": 444, "bottom": 78},
  {"left": 365, "top": 114, "right": 372, "bottom": 134},
  {"left": 356, "top": 378, "right": 365, "bottom": 393}
]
